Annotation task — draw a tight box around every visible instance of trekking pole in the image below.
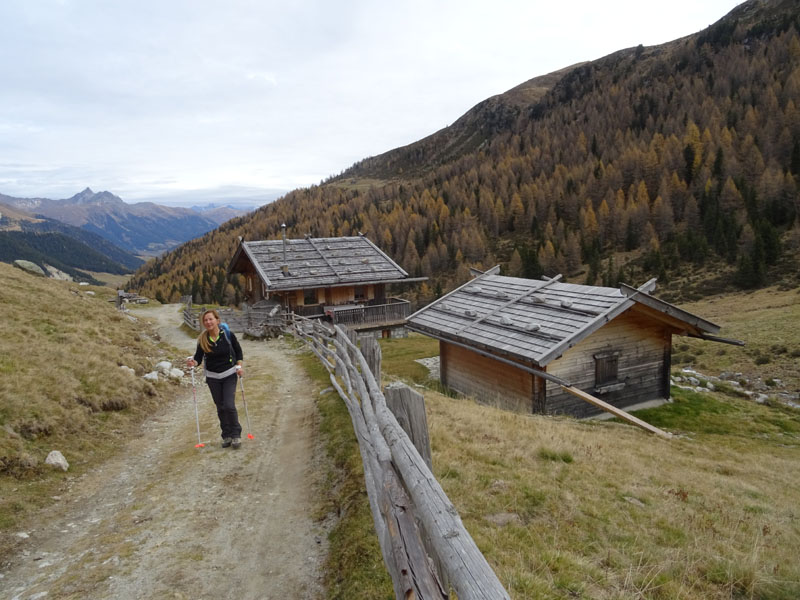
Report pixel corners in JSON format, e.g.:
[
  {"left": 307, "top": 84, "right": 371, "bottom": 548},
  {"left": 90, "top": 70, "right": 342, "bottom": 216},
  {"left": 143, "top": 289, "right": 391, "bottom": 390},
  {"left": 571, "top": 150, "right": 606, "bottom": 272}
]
[
  {"left": 189, "top": 363, "right": 205, "bottom": 448},
  {"left": 237, "top": 372, "right": 254, "bottom": 440}
]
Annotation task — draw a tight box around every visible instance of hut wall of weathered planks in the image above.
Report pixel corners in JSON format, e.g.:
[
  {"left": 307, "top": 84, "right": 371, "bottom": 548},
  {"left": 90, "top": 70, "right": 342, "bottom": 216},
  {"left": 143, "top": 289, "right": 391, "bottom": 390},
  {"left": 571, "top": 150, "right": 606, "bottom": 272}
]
[{"left": 545, "top": 307, "right": 670, "bottom": 417}]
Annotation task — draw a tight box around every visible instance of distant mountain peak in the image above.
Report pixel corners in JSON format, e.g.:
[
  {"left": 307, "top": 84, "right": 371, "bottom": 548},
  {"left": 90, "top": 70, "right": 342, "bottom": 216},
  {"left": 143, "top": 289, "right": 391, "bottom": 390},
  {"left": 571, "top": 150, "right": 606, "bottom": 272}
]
[{"left": 68, "top": 188, "right": 123, "bottom": 205}]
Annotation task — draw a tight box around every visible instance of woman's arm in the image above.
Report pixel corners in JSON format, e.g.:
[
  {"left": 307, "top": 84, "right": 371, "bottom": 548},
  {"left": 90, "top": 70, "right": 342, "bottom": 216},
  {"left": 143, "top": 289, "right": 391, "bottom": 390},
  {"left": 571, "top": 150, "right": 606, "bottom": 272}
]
[{"left": 187, "top": 343, "right": 203, "bottom": 367}]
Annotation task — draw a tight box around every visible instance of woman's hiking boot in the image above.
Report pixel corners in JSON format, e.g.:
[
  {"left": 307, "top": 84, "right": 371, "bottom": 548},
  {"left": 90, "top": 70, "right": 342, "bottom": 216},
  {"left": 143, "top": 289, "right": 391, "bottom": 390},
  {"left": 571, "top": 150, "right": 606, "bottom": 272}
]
[
  {"left": 221, "top": 437, "right": 232, "bottom": 448},
  {"left": 231, "top": 437, "right": 241, "bottom": 449}
]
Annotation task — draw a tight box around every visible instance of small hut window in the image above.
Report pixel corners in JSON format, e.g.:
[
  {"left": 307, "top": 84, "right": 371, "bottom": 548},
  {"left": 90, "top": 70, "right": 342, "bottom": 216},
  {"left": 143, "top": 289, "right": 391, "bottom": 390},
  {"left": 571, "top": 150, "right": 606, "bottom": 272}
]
[
  {"left": 594, "top": 351, "right": 619, "bottom": 386},
  {"left": 354, "top": 286, "right": 366, "bottom": 301},
  {"left": 304, "top": 288, "right": 318, "bottom": 305}
]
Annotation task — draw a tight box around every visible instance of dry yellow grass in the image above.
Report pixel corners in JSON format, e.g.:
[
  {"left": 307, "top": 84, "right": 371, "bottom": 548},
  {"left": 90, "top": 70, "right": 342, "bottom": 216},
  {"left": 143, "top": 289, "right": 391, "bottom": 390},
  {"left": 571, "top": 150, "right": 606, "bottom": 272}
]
[
  {"left": 374, "top": 308, "right": 800, "bottom": 599},
  {"left": 0, "top": 262, "right": 182, "bottom": 537},
  {"left": 424, "top": 390, "right": 799, "bottom": 599},
  {"left": 675, "top": 286, "right": 800, "bottom": 390}
]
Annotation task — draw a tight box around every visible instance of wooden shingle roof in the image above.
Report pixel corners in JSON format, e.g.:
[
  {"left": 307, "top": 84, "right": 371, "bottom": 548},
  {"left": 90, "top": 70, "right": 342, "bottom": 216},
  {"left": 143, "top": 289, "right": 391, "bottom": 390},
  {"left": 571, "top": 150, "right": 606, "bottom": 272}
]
[
  {"left": 229, "top": 235, "right": 409, "bottom": 292},
  {"left": 407, "top": 273, "right": 722, "bottom": 367}
]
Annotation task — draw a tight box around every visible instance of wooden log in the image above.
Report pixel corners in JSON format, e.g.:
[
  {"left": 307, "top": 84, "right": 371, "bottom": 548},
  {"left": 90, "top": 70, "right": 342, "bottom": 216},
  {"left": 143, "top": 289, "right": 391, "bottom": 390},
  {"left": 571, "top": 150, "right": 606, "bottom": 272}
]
[
  {"left": 335, "top": 326, "right": 510, "bottom": 599},
  {"left": 379, "top": 465, "right": 448, "bottom": 600},
  {"left": 384, "top": 382, "right": 446, "bottom": 592},
  {"left": 327, "top": 371, "right": 392, "bottom": 573},
  {"left": 332, "top": 339, "right": 444, "bottom": 599}
]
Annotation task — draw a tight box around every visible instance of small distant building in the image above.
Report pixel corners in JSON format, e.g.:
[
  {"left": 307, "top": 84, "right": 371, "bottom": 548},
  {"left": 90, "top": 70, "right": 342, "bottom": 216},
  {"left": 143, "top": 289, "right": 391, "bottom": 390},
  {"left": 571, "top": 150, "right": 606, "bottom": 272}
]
[
  {"left": 113, "top": 290, "right": 148, "bottom": 307},
  {"left": 407, "top": 271, "right": 735, "bottom": 418},
  {"left": 228, "top": 230, "right": 424, "bottom": 336}
]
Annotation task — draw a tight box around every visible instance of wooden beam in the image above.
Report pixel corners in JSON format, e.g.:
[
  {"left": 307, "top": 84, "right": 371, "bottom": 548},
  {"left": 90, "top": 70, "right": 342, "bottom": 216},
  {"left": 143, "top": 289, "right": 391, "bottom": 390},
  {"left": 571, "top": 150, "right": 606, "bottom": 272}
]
[{"left": 559, "top": 385, "right": 672, "bottom": 439}]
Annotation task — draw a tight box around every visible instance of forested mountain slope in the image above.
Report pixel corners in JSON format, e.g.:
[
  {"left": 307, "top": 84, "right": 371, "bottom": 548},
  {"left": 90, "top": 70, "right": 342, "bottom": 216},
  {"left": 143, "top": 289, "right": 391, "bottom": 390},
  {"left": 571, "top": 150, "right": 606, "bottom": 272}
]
[
  {"left": 0, "top": 201, "right": 143, "bottom": 281},
  {"left": 129, "top": 0, "right": 800, "bottom": 305}
]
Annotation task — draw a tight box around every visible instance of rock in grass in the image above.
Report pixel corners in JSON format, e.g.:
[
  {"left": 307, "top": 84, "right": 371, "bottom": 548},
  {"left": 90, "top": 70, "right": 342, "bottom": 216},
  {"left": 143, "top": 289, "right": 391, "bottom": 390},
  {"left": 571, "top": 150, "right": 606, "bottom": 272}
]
[
  {"left": 143, "top": 372, "right": 159, "bottom": 382},
  {"left": 13, "top": 259, "right": 46, "bottom": 277},
  {"left": 45, "top": 450, "right": 69, "bottom": 472},
  {"left": 156, "top": 361, "right": 173, "bottom": 374}
]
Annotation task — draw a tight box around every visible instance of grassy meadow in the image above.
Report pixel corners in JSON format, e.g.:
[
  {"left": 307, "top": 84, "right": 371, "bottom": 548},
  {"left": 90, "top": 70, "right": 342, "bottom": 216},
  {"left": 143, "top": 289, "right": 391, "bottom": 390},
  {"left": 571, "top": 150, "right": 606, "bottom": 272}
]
[
  {"left": 0, "top": 262, "right": 183, "bottom": 547},
  {"left": 3, "top": 258, "right": 798, "bottom": 599},
  {"left": 672, "top": 286, "right": 800, "bottom": 392},
  {"left": 310, "top": 290, "right": 800, "bottom": 599}
]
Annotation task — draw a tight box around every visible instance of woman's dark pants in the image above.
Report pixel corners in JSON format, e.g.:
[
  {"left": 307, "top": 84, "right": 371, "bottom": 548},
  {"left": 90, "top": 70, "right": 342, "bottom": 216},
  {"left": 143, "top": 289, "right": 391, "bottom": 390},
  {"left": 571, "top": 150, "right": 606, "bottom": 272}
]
[{"left": 206, "top": 374, "right": 242, "bottom": 439}]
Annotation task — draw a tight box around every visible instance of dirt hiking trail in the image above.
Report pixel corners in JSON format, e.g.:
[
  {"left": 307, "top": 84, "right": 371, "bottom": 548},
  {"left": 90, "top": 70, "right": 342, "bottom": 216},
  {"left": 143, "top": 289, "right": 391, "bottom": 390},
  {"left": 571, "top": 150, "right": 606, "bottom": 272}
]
[{"left": 2, "top": 304, "right": 328, "bottom": 600}]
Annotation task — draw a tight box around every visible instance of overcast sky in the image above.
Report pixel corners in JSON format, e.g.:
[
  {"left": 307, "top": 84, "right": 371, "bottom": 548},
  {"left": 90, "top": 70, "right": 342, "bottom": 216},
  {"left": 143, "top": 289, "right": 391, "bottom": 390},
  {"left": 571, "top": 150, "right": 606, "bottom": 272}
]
[{"left": 0, "top": 0, "right": 742, "bottom": 206}]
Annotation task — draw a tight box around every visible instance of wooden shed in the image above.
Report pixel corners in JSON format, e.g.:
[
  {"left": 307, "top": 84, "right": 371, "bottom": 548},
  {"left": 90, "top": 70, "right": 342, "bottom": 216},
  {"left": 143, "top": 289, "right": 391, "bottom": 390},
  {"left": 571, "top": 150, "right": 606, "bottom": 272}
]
[
  {"left": 407, "top": 271, "right": 734, "bottom": 418},
  {"left": 228, "top": 231, "right": 422, "bottom": 332}
]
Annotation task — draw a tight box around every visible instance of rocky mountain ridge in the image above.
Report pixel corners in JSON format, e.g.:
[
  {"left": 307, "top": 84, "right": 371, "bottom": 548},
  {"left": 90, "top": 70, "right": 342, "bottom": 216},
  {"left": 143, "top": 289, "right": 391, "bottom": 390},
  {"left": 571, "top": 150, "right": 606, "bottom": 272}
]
[{"left": 0, "top": 188, "right": 248, "bottom": 257}]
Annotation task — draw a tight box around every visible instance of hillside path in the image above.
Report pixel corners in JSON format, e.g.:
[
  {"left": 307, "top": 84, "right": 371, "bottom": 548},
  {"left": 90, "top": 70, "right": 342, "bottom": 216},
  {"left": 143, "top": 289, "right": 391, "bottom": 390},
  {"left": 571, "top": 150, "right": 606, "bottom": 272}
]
[{"left": 2, "top": 304, "right": 328, "bottom": 600}]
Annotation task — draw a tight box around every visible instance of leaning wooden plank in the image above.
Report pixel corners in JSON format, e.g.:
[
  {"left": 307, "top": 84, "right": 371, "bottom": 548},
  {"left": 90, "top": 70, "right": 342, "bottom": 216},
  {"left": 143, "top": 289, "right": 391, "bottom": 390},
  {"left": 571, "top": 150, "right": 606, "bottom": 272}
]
[{"left": 560, "top": 385, "right": 672, "bottom": 439}]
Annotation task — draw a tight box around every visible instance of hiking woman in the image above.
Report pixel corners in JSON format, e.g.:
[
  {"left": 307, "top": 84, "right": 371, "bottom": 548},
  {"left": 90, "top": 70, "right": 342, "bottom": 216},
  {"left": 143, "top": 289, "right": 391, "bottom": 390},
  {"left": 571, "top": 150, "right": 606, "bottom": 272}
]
[{"left": 186, "top": 309, "right": 244, "bottom": 448}]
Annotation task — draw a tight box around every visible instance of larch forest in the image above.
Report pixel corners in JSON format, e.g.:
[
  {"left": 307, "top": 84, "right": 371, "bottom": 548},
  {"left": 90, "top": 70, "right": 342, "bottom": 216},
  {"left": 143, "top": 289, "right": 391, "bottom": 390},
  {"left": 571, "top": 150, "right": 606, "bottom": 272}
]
[{"left": 128, "top": 0, "right": 800, "bottom": 307}]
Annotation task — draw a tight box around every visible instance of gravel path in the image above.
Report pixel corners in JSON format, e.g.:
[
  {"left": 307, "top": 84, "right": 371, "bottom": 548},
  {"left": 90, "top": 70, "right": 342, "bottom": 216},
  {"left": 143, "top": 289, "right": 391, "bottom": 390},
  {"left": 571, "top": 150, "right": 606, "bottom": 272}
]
[{"left": 1, "top": 305, "right": 328, "bottom": 600}]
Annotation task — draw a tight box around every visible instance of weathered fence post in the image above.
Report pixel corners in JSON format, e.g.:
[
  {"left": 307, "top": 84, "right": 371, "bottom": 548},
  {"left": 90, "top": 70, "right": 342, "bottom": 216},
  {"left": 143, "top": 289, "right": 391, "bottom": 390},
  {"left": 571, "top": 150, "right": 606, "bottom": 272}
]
[
  {"left": 360, "top": 335, "right": 382, "bottom": 383},
  {"left": 384, "top": 383, "right": 432, "bottom": 470}
]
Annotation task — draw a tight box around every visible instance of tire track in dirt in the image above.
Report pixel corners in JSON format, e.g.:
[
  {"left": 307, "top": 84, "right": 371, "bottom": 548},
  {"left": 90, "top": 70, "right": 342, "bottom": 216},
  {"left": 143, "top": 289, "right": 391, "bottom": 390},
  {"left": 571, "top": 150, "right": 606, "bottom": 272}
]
[{"left": 1, "top": 305, "right": 328, "bottom": 600}]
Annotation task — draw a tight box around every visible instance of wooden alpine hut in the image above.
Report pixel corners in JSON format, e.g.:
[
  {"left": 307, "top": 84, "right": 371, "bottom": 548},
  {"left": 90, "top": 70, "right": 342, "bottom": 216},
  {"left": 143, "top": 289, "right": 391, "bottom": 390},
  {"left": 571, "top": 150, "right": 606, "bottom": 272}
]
[
  {"left": 228, "top": 228, "right": 423, "bottom": 334},
  {"left": 407, "top": 269, "right": 738, "bottom": 418}
]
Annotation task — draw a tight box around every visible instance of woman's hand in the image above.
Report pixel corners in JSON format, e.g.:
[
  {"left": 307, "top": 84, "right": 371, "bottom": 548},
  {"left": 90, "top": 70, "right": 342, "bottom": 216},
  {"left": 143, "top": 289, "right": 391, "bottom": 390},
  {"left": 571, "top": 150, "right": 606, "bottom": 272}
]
[
  {"left": 186, "top": 357, "right": 197, "bottom": 368},
  {"left": 236, "top": 365, "right": 244, "bottom": 378}
]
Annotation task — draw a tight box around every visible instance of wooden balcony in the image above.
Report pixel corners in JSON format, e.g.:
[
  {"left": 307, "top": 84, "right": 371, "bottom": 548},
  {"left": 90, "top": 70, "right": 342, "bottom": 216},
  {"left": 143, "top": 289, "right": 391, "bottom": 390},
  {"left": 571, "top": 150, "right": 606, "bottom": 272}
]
[
  {"left": 296, "top": 297, "right": 411, "bottom": 328},
  {"left": 331, "top": 299, "right": 411, "bottom": 328}
]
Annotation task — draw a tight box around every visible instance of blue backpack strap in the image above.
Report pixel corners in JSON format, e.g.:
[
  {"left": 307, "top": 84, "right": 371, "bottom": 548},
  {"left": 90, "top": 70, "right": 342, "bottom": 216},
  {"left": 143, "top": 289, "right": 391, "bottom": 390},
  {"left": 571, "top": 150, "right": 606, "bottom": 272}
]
[{"left": 220, "top": 322, "right": 234, "bottom": 364}]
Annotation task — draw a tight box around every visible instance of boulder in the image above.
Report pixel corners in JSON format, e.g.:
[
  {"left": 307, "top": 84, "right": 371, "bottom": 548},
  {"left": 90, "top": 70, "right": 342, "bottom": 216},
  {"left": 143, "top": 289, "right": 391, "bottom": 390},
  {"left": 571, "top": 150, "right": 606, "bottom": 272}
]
[
  {"left": 13, "top": 260, "right": 46, "bottom": 277},
  {"left": 156, "top": 360, "right": 173, "bottom": 374},
  {"left": 168, "top": 368, "right": 184, "bottom": 380},
  {"left": 143, "top": 371, "right": 159, "bottom": 382},
  {"left": 45, "top": 450, "right": 69, "bottom": 472},
  {"left": 119, "top": 365, "right": 136, "bottom": 376},
  {"left": 44, "top": 264, "right": 73, "bottom": 281}
]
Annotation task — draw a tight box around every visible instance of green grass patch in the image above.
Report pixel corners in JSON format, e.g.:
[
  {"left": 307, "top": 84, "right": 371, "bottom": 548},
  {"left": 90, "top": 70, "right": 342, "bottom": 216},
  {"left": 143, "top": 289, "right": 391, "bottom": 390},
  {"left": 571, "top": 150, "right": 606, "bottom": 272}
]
[
  {"left": 379, "top": 332, "right": 439, "bottom": 384},
  {"left": 631, "top": 387, "right": 800, "bottom": 440},
  {"left": 295, "top": 345, "right": 393, "bottom": 599},
  {"left": 537, "top": 448, "right": 574, "bottom": 463}
]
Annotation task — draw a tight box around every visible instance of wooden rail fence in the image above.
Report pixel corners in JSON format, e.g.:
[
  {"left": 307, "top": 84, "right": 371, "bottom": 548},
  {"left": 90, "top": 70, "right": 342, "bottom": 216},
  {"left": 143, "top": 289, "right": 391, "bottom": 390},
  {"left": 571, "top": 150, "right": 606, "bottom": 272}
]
[
  {"left": 183, "top": 302, "right": 284, "bottom": 336},
  {"left": 286, "top": 314, "right": 510, "bottom": 600}
]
